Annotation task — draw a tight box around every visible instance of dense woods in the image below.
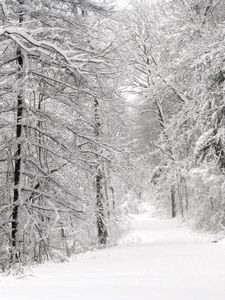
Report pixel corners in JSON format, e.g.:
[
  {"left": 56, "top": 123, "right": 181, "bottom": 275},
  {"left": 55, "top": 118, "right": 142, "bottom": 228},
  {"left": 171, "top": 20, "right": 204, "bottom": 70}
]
[
  {"left": 1, "top": 0, "right": 225, "bottom": 273},
  {"left": 0, "top": 0, "right": 137, "bottom": 272},
  {"left": 124, "top": 0, "right": 225, "bottom": 231}
]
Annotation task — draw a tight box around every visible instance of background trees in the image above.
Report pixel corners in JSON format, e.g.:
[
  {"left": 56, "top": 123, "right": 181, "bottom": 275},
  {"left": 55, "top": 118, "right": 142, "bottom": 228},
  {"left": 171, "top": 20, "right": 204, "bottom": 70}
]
[{"left": 121, "top": 0, "right": 225, "bottom": 230}]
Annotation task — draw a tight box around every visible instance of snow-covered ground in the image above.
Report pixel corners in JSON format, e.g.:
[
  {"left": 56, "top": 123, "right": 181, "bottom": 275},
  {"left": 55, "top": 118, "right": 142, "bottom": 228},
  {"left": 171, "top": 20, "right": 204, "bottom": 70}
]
[{"left": 1, "top": 203, "right": 225, "bottom": 300}]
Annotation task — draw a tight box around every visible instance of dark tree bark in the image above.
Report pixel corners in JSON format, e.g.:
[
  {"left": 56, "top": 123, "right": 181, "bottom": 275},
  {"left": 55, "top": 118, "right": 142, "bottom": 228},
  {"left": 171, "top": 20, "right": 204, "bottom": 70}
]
[
  {"left": 94, "top": 98, "right": 108, "bottom": 245},
  {"left": 96, "top": 169, "right": 108, "bottom": 244},
  {"left": 171, "top": 185, "right": 176, "bottom": 218},
  {"left": 11, "top": 0, "right": 24, "bottom": 263}
]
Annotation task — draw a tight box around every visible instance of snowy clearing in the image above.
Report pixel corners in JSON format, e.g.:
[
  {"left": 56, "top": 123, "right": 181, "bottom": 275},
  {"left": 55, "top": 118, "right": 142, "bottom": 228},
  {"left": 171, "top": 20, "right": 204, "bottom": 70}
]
[{"left": 1, "top": 203, "right": 225, "bottom": 300}]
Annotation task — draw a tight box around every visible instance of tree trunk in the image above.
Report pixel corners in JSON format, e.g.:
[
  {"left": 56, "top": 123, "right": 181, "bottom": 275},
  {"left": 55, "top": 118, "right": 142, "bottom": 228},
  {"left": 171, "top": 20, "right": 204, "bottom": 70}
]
[
  {"left": 94, "top": 98, "right": 108, "bottom": 245},
  {"left": 96, "top": 169, "right": 108, "bottom": 244},
  {"left": 171, "top": 185, "right": 176, "bottom": 218},
  {"left": 11, "top": 0, "right": 24, "bottom": 263}
]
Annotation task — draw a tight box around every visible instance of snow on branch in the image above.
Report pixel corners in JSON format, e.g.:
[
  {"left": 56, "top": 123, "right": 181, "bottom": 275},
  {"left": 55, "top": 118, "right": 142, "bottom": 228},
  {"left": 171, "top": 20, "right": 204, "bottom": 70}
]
[
  {"left": 194, "top": 129, "right": 215, "bottom": 161},
  {"left": 0, "top": 26, "right": 70, "bottom": 64}
]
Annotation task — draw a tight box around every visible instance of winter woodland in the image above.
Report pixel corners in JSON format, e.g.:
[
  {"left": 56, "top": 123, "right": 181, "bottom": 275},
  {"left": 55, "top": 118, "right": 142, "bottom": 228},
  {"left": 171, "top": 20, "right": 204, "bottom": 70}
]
[{"left": 0, "top": 0, "right": 225, "bottom": 276}]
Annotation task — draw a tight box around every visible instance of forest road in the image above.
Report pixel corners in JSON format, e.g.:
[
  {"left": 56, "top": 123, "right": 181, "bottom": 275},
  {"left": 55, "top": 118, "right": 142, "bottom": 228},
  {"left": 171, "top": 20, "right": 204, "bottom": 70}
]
[{"left": 1, "top": 203, "right": 225, "bottom": 300}]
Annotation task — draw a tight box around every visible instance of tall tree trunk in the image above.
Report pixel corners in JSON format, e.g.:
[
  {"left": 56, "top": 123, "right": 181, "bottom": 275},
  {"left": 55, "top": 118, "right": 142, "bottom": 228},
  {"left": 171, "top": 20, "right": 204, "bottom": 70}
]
[
  {"left": 96, "top": 169, "right": 108, "bottom": 244},
  {"left": 11, "top": 0, "right": 24, "bottom": 263},
  {"left": 94, "top": 98, "right": 108, "bottom": 245}
]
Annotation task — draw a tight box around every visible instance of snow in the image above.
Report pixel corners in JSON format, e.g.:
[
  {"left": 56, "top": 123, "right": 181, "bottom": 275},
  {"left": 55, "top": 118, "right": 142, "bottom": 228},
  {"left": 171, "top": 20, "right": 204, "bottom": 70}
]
[
  {"left": 194, "top": 129, "right": 214, "bottom": 159},
  {"left": 1, "top": 203, "right": 225, "bottom": 300}
]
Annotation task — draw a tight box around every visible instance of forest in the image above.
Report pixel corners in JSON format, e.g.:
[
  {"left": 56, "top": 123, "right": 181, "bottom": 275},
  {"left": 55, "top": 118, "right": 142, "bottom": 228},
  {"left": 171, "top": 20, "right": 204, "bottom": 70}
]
[{"left": 0, "top": 0, "right": 225, "bottom": 274}]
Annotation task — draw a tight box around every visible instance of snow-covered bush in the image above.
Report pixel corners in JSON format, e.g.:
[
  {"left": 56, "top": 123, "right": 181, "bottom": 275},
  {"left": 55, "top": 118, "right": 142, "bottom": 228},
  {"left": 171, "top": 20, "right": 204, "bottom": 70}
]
[{"left": 186, "top": 167, "right": 225, "bottom": 232}]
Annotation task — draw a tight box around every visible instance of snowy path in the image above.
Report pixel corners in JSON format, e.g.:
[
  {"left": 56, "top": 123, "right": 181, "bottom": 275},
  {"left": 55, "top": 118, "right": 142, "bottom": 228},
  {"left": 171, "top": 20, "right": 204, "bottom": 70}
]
[{"left": 1, "top": 204, "right": 225, "bottom": 300}]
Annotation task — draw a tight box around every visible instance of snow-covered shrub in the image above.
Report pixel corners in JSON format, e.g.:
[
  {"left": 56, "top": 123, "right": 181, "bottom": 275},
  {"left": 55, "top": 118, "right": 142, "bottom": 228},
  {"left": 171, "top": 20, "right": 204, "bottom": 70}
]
[
  {"left": 194, "top": 129, "right": 215, "bottom": 161},
  {"left": 51, "top": 250, "right": 69, "bottom": 264},
  {"left": 186, "top": 167, "right": 225, "bottom": 232}
]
